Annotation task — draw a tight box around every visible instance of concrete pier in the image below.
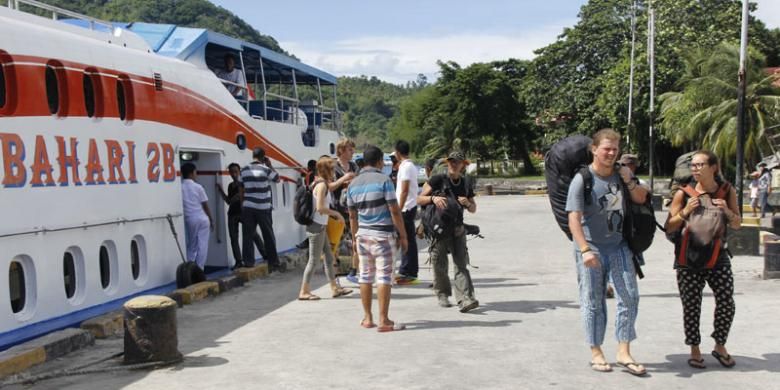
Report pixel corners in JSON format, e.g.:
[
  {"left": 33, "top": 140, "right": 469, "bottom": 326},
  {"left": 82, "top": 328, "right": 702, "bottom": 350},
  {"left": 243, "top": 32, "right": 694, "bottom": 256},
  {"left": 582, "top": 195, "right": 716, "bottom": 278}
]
[{"left": 4, "top": 196, "right": 779, "bottom": 389}]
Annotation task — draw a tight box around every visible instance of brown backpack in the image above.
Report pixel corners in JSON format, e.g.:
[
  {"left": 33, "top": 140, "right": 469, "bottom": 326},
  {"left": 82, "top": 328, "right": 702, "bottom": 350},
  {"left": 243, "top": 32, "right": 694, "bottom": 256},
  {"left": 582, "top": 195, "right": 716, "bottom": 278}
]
[{"left": 675, "top": 182, "right": 731, "bottom": 269}]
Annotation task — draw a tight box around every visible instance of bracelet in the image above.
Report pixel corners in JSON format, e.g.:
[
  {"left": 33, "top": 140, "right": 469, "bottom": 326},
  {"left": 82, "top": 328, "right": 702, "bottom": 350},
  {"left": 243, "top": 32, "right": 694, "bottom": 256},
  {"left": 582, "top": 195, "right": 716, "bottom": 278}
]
[
  {"left": 678, "top": 211, "right": 689, "bottom": 221},
  {"left": 580, "top": 247, "right": 592, "bottom": 254},
  {"left": 430, "top": 195, "right": 434, "bottom": 204}
]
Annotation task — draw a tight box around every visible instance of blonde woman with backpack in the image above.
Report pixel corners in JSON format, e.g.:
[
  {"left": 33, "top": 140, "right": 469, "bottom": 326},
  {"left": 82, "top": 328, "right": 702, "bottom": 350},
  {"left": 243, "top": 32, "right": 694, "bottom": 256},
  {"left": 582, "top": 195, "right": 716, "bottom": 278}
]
[
  {"left": 665, "top": 150, "right": 741, "bottom": 369},
  {"left": 298, "top": 156, "right": 353, "bottom": 301}
]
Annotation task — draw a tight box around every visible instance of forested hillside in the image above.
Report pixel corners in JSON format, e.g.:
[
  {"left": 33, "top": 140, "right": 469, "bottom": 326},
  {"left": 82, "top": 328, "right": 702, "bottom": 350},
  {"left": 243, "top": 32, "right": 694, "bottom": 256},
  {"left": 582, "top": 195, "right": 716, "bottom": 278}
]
[{"left": 36, "top": 0, "right": 285, "bottom": 53}]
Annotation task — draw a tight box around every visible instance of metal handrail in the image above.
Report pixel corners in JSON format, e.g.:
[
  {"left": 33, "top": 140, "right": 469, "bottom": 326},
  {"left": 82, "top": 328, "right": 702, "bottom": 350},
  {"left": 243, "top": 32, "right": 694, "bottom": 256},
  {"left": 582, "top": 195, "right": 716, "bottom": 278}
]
[
  {"left": 7, "top": 0, "right": 116, "bottom": 32},
  {"left": 0, "top": 213, "right": 183, "bottom": 239}
]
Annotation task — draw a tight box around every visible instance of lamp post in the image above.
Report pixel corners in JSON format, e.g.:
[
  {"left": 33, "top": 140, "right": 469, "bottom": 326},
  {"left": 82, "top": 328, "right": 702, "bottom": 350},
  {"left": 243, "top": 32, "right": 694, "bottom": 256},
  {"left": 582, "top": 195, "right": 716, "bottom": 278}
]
[{"left": 735, "top": 0, "right": 749, "bottom": 215}]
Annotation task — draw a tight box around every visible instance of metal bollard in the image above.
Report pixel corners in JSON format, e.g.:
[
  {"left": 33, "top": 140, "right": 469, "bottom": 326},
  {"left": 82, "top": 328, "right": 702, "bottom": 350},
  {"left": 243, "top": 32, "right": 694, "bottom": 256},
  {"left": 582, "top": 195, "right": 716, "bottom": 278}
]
[
  {"left": 124, "top": 295, "right": 182, "bottom": 364},
  {"left": 764, "top": 240, "right": 780, "bottom": 280}
]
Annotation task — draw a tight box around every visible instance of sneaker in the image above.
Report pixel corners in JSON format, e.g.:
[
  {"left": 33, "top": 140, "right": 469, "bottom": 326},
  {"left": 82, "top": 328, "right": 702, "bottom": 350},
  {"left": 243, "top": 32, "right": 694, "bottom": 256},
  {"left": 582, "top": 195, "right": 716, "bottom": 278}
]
[
  {"left": 606, "top": 285, "right": 615, "bottom": 299},
  {"left": 269, "top": 262, "right": 287, "bottom": 274},
  {"left": 459, "top": 300, "right": 479, "bottom": 313},
  {"left": 438, "top": 295, "right": 452, "bottom": 308},
  {"left": 395, "top": 275, "right": 417, "bottom": 286},
  {"left": 346, "top": 274, "right": 359, "bottom": 284}
]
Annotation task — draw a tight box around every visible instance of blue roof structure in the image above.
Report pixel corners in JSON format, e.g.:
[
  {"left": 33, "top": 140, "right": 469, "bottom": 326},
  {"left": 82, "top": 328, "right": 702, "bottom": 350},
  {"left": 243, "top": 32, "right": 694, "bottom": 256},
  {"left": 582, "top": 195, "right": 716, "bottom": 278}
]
[{"left": 59, "top": 19, "right": 337, "bottom": 86}]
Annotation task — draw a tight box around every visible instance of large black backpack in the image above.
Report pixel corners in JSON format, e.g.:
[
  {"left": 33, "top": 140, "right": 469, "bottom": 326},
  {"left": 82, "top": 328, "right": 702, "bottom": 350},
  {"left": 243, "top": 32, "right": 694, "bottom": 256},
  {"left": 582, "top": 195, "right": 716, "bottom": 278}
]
[
  {"left": 544, "top": 135, "right": 593, "bottom": 240},
  {"left": 421, "top": 174, "right": 468, "bottom": 239},
  {"left": 293, "top": 179, "right": 322, "bottom": 226}
]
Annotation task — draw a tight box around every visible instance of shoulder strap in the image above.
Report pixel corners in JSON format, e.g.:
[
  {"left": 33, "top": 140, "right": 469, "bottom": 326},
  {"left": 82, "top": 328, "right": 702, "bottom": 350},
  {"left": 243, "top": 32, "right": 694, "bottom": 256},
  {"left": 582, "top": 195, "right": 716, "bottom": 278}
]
[
  {"left": 577, "top": 166, "right": 593, "bottom": 206},
  {"left": 714, "top": 182, "right": 731, "bottom": 199},
  {"left": 681, "top": 184, "right": 700, "bottom": 199}
]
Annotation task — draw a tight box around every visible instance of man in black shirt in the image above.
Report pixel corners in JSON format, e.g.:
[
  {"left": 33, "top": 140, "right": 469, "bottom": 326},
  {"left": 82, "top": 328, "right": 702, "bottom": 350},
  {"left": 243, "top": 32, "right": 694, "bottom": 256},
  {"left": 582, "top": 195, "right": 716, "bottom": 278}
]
[
  {"left": 216, "top": 162, "right": 265, "bottom": 269},
  {"left": 417, "top": 151, "right": 479, "bottom": 312}
]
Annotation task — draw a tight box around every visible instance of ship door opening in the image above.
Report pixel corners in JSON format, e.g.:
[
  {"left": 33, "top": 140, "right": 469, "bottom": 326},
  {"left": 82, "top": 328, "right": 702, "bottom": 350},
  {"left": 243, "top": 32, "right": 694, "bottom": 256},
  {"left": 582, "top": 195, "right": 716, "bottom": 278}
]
[{"left": 179, "top": 149, "right": 229, "bottom": 272}]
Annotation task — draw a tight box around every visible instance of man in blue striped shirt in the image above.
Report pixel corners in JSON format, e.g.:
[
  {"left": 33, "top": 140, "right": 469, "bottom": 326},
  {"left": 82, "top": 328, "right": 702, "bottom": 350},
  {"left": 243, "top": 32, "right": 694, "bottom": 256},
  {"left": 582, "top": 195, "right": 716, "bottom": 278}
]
[
  {"left": 240, "top": 147, "right": 284, "bottom": 272},
  {"left": 347, "top": 145, "right": 408, "bottom": 332}
]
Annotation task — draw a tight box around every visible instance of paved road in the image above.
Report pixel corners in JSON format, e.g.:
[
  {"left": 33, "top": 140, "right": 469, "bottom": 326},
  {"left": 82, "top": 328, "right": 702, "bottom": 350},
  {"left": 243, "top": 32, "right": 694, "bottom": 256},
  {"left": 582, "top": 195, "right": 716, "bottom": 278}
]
[{"left": 8, "top": 196, "right": 780, "bottom": 389}]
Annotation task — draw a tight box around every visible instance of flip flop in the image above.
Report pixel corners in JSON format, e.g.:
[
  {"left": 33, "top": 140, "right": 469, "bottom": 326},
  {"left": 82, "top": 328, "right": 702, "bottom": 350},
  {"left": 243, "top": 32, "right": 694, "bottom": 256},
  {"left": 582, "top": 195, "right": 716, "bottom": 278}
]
[
  {"left": 617, "top": 361, "right": 647, "bottom": 376},
  {"left": 332, "top": 288, "right": 353, "bottom": 298},
  {"left": 687, "top": 358, "right": 706, "bottom": 369},
  {"left": 590, "top": 361, "right": 612, "bottom": 372},
  {"left": 711, "top": 350, "right": 736, "bottom": 368},
  {"left": 297, "top": 294, "right": 320, "bottom": 301},
  {"left": 360, "top": 320, "right": 376, "bottom": 329},
  {"left": 377, "top": 323, "right": 406, "bottom": 333}
]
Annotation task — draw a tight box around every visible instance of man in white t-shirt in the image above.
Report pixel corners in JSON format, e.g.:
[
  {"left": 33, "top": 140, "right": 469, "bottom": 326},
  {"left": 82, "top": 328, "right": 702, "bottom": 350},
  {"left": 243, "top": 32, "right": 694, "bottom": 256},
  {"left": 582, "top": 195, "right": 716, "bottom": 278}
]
[
  {"left": 394, "top": 140, "right": 420, "bottom": 284},
  {"left": 216, "top": 53, "right": 246, "bottom": 99},
  {"left": 181, "top": 163, "right": 213, "bottom": 269}
]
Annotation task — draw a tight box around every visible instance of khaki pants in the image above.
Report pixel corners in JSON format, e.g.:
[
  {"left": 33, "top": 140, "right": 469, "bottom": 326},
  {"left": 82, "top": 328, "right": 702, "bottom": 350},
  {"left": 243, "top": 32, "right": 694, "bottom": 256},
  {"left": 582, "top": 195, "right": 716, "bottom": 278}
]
[{"left": 431, "top": 228, "right": 476, "bottom": 306}]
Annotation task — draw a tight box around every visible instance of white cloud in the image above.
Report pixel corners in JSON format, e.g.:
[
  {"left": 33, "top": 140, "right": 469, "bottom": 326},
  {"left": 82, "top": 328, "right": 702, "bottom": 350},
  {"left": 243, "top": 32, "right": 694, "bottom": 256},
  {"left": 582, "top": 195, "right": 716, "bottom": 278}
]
[
  {"left": 283, "top": 24, "right": 569, "bottom": 85},
  {"left": 754, "top": 0, "right": 780, "bottom": 29}
]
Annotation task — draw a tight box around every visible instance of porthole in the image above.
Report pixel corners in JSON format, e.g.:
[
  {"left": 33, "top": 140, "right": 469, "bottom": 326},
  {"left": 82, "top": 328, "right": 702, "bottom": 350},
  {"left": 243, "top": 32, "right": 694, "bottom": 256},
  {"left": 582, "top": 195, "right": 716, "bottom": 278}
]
[
  {"left": 99, "top": 245, "right": 111, "bottom": 289},
  {"left": 329, "top": 143, "right": 335, "bottom": 155},
  {"left": 236, "top": 134, "right": 247, "bottom": 150},
  {"left": 83, "top": 72, "right": 95, "bottom": 118},
  {"left": 0, "top": 62, "right": 5, "bottom": 109},
  {"left": 63, "top": 252, "right": 76, "bottom": 299},
  {"left": 116, "top": 79, "right": 126, "bottom": 121},
  {"left": 45, "top": 65, "right": 59, "bottom": 115},
  {"left": 282, "top": 182, "right": 288, "bottom": 207},
  {"left": 9, "top": 255, "right": 36, "bottom": 319},
  {"left": 116, "top": 75, "right": 134, "bottom": 122},
  {"left": 130, "top": 236, "right": 148, "bottom": 285},
  {"left": 9, "top": 261, "right": 25, "bottom": 313}
]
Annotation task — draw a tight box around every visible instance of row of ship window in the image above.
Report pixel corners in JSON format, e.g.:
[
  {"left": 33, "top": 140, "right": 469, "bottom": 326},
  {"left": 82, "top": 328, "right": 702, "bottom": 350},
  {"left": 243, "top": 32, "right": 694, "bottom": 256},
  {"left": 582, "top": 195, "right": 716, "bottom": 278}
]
[
  {"left": 9, "top": 238, "right": 146, "bottom": 317},
  {"left": 0, "top": 56, "right": 134, "bottom": 120}
]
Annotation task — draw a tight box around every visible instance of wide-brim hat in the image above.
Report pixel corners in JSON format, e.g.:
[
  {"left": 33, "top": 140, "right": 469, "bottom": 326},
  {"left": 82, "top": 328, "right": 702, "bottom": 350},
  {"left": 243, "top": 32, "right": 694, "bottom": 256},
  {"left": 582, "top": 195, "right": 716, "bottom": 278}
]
[{"left": 619, "top": 153, "right": 639, "bottom": 166}]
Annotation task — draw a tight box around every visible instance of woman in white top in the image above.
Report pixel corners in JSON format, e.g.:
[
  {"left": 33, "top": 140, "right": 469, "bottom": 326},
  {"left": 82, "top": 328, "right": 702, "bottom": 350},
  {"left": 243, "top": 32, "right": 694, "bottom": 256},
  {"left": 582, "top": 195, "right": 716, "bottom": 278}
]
[{"left": 299, "top": 156, "right": 353, "bottom": 300}]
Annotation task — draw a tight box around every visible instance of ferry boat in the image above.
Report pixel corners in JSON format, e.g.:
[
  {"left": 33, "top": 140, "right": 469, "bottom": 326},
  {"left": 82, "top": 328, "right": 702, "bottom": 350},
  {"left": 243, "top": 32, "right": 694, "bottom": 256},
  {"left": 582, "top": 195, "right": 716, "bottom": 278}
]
[{"left": 0, "top": 0, "right": 342, "bottom": 350}]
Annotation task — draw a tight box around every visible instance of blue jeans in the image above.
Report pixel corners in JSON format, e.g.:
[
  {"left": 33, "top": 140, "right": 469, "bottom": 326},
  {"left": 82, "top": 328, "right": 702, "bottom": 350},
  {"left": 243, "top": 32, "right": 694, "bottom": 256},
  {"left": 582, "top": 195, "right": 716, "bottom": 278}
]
[
  {"left": 758, "top": 191, "right": 769, "bottom": 218},
  {"left": 574, "top": 243, "right": 639, "bottom": 346}
]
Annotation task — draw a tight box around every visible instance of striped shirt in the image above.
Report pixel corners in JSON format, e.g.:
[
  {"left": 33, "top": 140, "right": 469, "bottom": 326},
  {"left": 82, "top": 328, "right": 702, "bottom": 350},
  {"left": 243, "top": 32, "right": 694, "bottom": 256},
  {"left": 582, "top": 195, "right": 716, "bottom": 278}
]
[
  {"left": 241, "top": 161, "right": 279, "bottom": 211},
  {"left": 347, "top": 167, "right": 398, "bottom": 237}
]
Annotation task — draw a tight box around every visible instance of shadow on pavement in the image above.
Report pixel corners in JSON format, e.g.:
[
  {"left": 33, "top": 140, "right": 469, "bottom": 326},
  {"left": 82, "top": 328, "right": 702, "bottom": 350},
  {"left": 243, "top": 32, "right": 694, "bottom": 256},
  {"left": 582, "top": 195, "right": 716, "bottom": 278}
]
[
  {"left": 643, "top": 353, "right": 780, "bottom": 377},
  {"left": 405, "top": 319, "right": 523, "bottom": 330},
  {"left": 476, "top": 300, "right": 580, "bottom": 314}
]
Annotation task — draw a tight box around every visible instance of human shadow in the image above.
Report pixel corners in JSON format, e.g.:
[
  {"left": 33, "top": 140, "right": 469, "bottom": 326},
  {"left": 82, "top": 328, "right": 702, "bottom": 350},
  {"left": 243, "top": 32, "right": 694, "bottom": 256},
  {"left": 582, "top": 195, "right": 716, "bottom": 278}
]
[
  {"left": 474, "top": 300, "right": 580, "bottom": 315},
  {"left": 404, "top": 319, "right": 523, "bottom": 331},
  {"left": 641, "top": 292, "right": 745, "bottom": 299},
  {"left": 643, "top": 353, "right": 780, "bottom": 377}
]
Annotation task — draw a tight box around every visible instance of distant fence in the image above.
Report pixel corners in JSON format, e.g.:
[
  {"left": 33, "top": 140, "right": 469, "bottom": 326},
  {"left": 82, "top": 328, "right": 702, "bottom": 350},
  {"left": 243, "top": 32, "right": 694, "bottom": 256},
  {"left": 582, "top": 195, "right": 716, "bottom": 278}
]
[{"left": 473, "top": 160, "right": 540, "bottom": 176}]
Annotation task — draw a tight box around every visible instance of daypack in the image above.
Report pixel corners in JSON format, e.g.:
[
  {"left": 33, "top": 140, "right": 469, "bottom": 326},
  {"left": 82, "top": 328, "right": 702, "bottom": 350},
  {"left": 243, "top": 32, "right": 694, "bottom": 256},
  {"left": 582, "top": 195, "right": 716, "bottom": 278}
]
[
  {"left": 544, "top": 135, "right": 593, "bottom": 240},
  {"left": 674, "top": 182, "right": 732, "bottom": 270},
  {"left": 420, "top": 174, "right": 468, "bottom": 239},
  {"left": 293, "top": 179, "right": 323, "bottom": 226},
  {"left": 621, "top": 183, "right": 657, "bottom": 255}
]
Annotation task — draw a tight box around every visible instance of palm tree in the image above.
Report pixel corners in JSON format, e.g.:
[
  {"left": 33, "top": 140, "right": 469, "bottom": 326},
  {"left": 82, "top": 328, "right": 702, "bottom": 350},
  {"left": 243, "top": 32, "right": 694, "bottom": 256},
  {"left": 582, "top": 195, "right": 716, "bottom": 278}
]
[{"left": 659, "top": 43, "right": 780, "bottom": 165}]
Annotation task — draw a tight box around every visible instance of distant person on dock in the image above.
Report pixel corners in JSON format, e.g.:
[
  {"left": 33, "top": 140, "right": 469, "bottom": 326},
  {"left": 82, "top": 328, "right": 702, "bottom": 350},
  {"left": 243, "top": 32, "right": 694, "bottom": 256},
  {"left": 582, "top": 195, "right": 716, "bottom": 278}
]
[
  {"left": 216, "top": 162, "right": 266, "bottom": 269},
  {"left": 749, "top": 171, "right": 760, "bottom": 217},
  {"left": 565, "top": 129, "right": 647, "bottom": 375},
  {"left": 757, "top": 162, "right": 772, "bottom": 218},
  {"left": 417, "top": 151, "right": 479, "bottom": 312},
  {"left": 330, "top": 139, "right": 359, "bottom": 281},
  {"left": 298, "top": 156, "right": 353, "bottom": 301},
  {"left": 241, "top": 147, "right": 285, "bottom": 273},
  {"left": 347, "top": 145, "right": 408, "bottom": 332},
  {"left": 664, "top": 150, "right": 740, "bottom": 369},
  {"left": 393, "top": 140, "right": 420, "bottom": 285},
  {"left": 216, "top": 53, "right": 246, "bottom": 99},
  {"left": 181, "top": 163, "right": 213, "bottom": 270}
]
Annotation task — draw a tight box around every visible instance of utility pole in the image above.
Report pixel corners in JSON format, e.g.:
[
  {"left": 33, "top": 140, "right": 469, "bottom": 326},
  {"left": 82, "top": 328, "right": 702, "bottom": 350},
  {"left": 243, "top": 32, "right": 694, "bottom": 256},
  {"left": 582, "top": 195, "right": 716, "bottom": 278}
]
[
  {"left": 648, "top": 0, "right": 655, "bottom": 192},
  {"left": 735, "top": 0, "right": 749, "bottom": 215},
  {"left": 626, "top": 0, "right": 637, "bottom": 150}
]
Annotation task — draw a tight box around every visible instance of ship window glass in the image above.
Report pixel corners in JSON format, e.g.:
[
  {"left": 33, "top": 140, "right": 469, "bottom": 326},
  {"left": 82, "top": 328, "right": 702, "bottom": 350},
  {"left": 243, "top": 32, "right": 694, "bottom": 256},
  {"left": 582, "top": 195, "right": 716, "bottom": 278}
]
[
  {"left": 45, "top": 65, "right": 59, "bottom": 115},
  {"left": 99, "top": 245, "right": 111, "bottom": 289},
  {"left": 329, "top": 143, "right": 335, "bottom": 155},
  {"left": 236, "top": 134, "right": 246, "bottom": 150},
  {"left": 0, "top": 64, "right": 6, "bottom": 109},
  {"left": 83, "top": 72, "right": 96, "bottom": 118},
  {"left": 63, "top": 252, "right": 76, "bottom": 299},
  {"left": 282, "top": 182, "right": 288, "bottom": 207},
  {"left": 9, "top": 261, "right": 25, "bottom": 314},
  {"left": 116, "top": 79, "right": 126, "bottom": 121},
  {"left": 130, "top": 240, "right": 140, "bottom": 280}
]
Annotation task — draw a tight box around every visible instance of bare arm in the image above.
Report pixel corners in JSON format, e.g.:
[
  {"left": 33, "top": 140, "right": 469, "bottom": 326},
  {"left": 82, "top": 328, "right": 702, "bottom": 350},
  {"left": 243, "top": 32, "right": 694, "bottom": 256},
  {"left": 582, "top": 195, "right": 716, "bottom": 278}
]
[
  {"left": 398, "top": 179, "right": 410, "bottom": 209},
  {"left": 315, "top": 182, "right": 343, "bottom": 221},
  {"left": 664, "top": 190, "right": 689, "bottom": 234},
  {"left": 417, "top": 182, "right": 433, "bottom": 205},
  {"left": 349, "top": 208, "right": 359, "bottom": 254},
  {"left": 723, "top": 187, "right": 741, "bottom": 230},
  {"left": 389, "top": 203, "right": 408, "bottom": 254},
  {"left": 569, "top": 211, "right": 599, "bottom": 268}
]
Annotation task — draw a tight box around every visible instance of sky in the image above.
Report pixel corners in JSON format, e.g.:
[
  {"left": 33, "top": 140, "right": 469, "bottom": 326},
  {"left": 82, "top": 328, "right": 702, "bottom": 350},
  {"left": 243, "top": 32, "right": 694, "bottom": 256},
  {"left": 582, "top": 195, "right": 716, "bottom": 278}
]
[{"left": 211, "top": 0, "right": 780, "bottom": 85}]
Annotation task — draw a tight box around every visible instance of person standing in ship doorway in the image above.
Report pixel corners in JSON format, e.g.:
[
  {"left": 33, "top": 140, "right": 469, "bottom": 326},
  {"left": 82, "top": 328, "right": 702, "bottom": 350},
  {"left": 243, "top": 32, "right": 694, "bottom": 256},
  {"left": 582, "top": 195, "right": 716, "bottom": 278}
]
[
  {"left": 216, "top": 162, "right": 267, "bottom": 269},
  {"left": 216, "top": 53, "right": 246, "bottom": 99},
  {"left": 241, "top": 147, "right": 286, "bottom": 273},
  {"left": 181, "top": 163, "right": 214, "bottom": 270}
]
